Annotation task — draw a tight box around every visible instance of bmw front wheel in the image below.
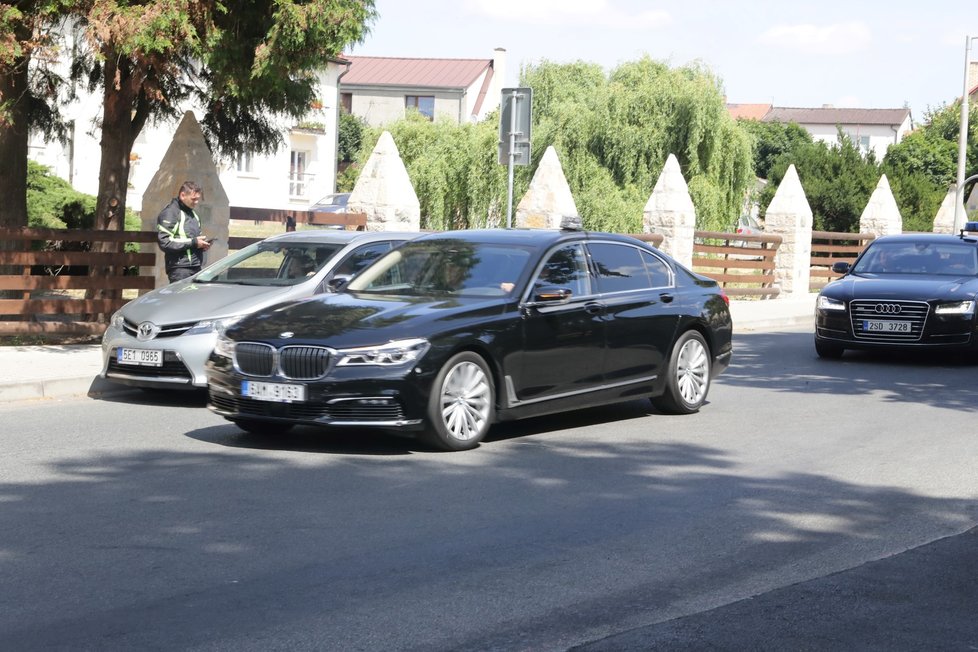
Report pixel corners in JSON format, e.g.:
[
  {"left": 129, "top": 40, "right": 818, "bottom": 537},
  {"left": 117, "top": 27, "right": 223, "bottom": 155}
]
[
  {"left": 652, "top": 330, "right": 711, "bottom": 414},
  {"left": 424, "top": 352, "right": 494, "bottom": 451}
]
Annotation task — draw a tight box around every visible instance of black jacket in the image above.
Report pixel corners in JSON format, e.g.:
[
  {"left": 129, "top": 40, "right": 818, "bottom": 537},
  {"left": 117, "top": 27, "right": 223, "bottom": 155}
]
[{"left": 156, "top": 198, "right": 204, "bottom": 271}]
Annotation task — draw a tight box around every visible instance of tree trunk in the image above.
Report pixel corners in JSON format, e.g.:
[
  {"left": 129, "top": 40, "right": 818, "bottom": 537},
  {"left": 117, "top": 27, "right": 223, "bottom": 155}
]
[
  {"left": 0, "top": 49, "right": 31, "bottom": 301},
  {"left": 88, "top": 52, "right": 137, "bottom": 311}
]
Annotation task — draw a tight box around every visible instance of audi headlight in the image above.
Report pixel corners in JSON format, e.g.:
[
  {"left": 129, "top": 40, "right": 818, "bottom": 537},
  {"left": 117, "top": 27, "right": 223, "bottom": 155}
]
[
  {"left": 213, "top": 334, "right": 235, "bottom": 359},
  {"left": 335, "top": 338, "right": 430, "bottom": 367},
  {"left": 817, "top": 296, "right": 846, "bottom": 311},
  {"left": 935, "top": 300, "right": 975, "bottom": 315},
  {"left": 185, "top": 315, "right": 244, "bottom": 336}
]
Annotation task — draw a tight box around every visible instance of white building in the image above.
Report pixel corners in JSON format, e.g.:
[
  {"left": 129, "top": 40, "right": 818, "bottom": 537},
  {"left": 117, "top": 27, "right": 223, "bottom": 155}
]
[
  {"left": 761, "top": 106, "right": 913, "bottom": 160},
  {"left": 340, "top": 49, "right": 506, "bottom": 126}
]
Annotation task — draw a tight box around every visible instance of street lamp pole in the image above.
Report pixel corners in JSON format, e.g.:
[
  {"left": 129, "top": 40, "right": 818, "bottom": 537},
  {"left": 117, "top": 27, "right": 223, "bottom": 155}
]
[{"left": 954, "top": 36, "right": 975, "bottom": 232}]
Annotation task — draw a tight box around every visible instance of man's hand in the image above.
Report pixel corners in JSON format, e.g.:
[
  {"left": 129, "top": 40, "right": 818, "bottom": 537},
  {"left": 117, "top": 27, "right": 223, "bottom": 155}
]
[{"left": 195, "top": 236, "right": 212, "bottom": 250}]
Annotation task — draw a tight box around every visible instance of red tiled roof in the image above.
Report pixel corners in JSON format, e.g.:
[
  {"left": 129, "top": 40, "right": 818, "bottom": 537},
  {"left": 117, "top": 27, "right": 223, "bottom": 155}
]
[
  {"left": 341, "top": 55, "right": 491, "bottom": 89},
  {"left": 763, "top": 107, "right": 911, "bottom": 126},
  {"left": 726, "top": 103, "right": 772, "bottom": 120}
]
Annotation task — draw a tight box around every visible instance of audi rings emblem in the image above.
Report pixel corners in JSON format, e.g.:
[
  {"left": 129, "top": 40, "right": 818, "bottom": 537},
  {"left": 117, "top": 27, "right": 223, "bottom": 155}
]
[
  {"left": 137, "top": 321, "right": 160, "bottom": 341},
  {"left": 874, "top": 303, "right": 902, "bottom": 315}
]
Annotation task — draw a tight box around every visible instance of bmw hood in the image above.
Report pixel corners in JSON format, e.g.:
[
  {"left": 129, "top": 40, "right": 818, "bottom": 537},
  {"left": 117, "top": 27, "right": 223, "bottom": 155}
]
[
  {"left": 118, "top": 280, "right": 307, "bottom": 325},
  {"left": 225, "top": 292, "right": 507, "bottom": 347},
  {"left": 823, "top": 274, "right": 978, "bottom": 301}
]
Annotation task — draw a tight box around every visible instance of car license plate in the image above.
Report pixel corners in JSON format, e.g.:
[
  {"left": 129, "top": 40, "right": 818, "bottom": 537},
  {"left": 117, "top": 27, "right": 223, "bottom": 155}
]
[
  {"left": 117, "top": 347, "right": 163, "bottom": 367},
  {"left": 241, "top": 380, "right": 306, "bottom": 403},
  {"left": 863, "top": 320, "right": 910, "bottom": 333}
]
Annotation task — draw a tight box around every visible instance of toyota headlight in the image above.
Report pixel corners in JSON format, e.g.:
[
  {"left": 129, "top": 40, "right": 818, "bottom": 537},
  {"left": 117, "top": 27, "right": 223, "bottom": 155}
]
[
  {"left": 185, "top": 315, "right": 244, "bottom": 336},
  {"left": 816, "top": 296, "right": 846, "bottom": 311},
  {"left": 335, "top": 338, "right": 430, "bottom": 366},
  {"left": 935, "top": 300, "right": 975, "bottom": 315},
  {"left": 109, "top": 310, "right": 126, "bottom": 330}
]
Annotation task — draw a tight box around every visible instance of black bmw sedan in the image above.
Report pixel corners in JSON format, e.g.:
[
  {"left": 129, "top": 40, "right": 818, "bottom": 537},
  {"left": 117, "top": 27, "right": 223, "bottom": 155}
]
[
  {"left": 206, "top": 226, "right": 733, "bottom": 450},
  {"left": 815, "top": 229, "right": 978, "bottom": 359}
]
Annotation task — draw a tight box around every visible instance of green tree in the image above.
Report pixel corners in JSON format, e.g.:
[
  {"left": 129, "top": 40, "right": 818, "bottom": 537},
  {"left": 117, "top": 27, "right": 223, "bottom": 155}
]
[
  {"left": 0, "top": 1, "right": 74, "bottom": 231},
  {"left": 737, "top": 119, "right": 813, "bottom": 179},
  {"left": 882, "top": 101, "right": 978, "bottom": 228},
  {"left": 346, "top": 57, "right": 754, "bottom": 233},
  {"left": 1, "top": 1, "right": 376, "bottom": 236},
  {"left": 760, "top": 132, "right": 880, "bottom": 233}
]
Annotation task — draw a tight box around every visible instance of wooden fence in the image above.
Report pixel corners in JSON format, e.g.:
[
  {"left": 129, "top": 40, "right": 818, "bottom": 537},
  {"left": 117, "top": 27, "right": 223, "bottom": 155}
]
[
  {"left": 0, "top": 228, "right": 158, "bottom": 336},
  {"left": 809, "top": 230, "right": 875, "bottom": 291},
  {"left": 0, "top": 226, "right": 877, "bottom": 336},
  {"left": 691, "top": 230, "right": 783, "bottom": 298}
]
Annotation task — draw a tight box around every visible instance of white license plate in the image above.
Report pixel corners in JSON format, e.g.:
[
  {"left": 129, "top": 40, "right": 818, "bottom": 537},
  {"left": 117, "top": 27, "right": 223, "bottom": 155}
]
[
  {"left": 863, "top": 320, "right": 911, "bottom": 333},
  {"left": 117, "top": 347, "right": 163, "bottom": 367},
  {"left": 241, "top": 380, "right": 306, "bottom": 403}
]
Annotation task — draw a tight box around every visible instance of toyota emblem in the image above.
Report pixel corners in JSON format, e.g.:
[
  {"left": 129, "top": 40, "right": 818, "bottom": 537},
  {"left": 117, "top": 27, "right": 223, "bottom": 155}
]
[
  {"left": 137, "top": 321, "right": 160, "bottom": 341},
  {"left": 874, "top": 303, "right": 902, "bottom": 315}
]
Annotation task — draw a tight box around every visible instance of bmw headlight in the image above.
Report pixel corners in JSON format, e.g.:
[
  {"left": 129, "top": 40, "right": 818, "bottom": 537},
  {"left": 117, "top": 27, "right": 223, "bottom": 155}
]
[
  {"left": 817, "top": 295, "right": 846, "bottom": 311},
  {"left": 185, "top": 315, "right": 244, "bottom": 336},
  {"left": 213, "top": 334, "right": 235, "bottom": 359},
  {"left": 335, "top": 338, "right": 430, "bottom": 367},
  {"left": 935, "top": 300, "right": 975, "bottom": 315}
]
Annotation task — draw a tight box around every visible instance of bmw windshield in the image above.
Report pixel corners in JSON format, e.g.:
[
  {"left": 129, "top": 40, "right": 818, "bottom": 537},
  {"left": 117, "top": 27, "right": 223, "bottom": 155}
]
[{"left": 347, "top": 240, "right": 533, "bottom": 297}]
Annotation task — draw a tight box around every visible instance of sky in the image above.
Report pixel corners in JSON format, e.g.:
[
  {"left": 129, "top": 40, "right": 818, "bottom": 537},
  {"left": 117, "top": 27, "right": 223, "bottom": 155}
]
[{"left": 349, "top": 0, "right": 978, "bottom": 124}]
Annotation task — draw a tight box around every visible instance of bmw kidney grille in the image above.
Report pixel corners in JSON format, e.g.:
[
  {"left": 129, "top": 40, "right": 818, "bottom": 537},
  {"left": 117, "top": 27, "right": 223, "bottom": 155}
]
[{"left": 233, "top": 342, "right": 329, "bottom": 379}]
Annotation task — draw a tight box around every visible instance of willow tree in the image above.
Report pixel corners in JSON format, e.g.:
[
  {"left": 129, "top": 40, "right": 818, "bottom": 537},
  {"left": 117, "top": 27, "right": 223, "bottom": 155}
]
[
  {"left": 525, "top": 56, "right": 753, "bottom": 232},
  {"left": 347, "top": 56, "right": 753, "bottom": 233}
]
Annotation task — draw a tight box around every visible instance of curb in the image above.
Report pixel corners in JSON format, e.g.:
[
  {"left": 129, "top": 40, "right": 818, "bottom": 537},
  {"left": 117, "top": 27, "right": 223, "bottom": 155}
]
[{"left": 0, "top": 376, "right": 134, "bottom": 403}]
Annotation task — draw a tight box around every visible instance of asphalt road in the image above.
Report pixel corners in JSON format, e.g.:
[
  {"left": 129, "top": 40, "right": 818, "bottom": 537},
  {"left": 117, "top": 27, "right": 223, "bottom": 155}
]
[{"left": 1, "top": 328, "right": 977, "bottom": 651}]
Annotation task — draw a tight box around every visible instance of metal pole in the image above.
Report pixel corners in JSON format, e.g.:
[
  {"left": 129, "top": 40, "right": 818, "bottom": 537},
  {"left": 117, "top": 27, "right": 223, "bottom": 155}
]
[
  {"left": 506, "top": 90, "right": 518, "bottom": 229},
  {"left": 955, "top": 36, "right": 972, "bottom": 232}
]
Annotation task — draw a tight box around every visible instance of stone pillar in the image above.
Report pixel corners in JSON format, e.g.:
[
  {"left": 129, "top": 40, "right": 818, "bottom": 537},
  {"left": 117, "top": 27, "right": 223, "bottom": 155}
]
[
  {"left": 966, "top": 184, "right": 978, "bottom": 220},
  {"left": 764, "top": 165, "right": 813, "bottom": 296},
  {"left": 642, "top": 154, "right": 695, "bottom": 268},
  {"left": 142, "top": 111, "right": 230, "bottom": 290},
  {"left": 347, "top": 131, "right": 421, "bottom": 231},
  {"left": 858, "top": 174, "right": 903, "bottom": 236},
  {"left": 515, "top": 145, "right": 578, "bottom": 229},
  {"left": 933, "top": 184, "right": 962, "bottom": 234}
]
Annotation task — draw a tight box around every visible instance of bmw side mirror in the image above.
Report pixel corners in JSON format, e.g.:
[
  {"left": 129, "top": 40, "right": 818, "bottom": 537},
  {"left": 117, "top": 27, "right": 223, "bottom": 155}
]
[
  {"left": 326, "top": 274, "right": 352, "bottom": 292},
  {"left": 831, "top": 261, "right": 851, "bottom": 274},
  {"left": 533, "top": 286, "right": 573, "bottom": 303}
]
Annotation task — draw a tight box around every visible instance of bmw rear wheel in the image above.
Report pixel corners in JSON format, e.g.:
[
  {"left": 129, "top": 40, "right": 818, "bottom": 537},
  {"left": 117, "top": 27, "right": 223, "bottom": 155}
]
[
  {"left": 424, "top": 352, "right": 494, "bottom": 451},
  {"left": 652, "top": 330, "right": 711, "bottom": 414}
]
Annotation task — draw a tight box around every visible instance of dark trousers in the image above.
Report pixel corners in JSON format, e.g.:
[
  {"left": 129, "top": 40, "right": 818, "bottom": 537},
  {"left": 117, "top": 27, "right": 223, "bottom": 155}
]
[{"left": 167, "top": 266, "right": 200, "bottom": 283}]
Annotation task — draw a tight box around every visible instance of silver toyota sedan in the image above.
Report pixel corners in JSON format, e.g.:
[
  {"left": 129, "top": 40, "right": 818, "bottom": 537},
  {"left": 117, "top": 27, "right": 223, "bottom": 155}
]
[{"left": 101, "top": 229, "right": 415, "bottom": 390}]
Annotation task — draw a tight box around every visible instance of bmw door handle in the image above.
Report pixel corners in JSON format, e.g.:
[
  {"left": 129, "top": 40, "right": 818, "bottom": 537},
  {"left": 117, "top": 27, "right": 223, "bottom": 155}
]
[{"left": 659, "top": 293, "right": 674, "bottom": 303}]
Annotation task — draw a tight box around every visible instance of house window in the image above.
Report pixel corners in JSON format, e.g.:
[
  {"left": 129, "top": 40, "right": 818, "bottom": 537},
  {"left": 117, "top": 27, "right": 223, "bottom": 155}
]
[
  {"left": 236, "top": 151, "right": 254, "bottom": 173},
  {"left": 859, "top": 135, "right": 871, "bottom": 155},
  {"left": 405, "top": 95, "right": 435, "bottom": 120},
  {"left": 340, "top": 92, "right": 352, "bottom": 114},
  {"left": 289, "top": 150, "right": 311, "bottom": 197}
]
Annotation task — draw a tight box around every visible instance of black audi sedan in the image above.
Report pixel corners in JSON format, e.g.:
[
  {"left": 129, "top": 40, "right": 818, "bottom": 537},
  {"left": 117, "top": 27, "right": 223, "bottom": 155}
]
[
  {"left": 815, "top": 228, "right": 978, "bottom": 359},
  {"left": 206, "top": 225, "right": 733, "bottom": 450}
]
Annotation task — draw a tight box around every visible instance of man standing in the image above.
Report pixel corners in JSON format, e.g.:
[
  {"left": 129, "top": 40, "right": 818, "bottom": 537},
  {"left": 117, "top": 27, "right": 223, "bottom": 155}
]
[{"left": 157, "top": 181, "right": 212, "bottom": 282}]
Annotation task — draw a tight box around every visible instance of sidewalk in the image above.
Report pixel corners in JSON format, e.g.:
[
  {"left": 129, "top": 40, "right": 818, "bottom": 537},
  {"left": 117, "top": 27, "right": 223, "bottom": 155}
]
[{"left": 0, "top": 294, "right": 816, "bottom": 403}]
